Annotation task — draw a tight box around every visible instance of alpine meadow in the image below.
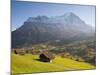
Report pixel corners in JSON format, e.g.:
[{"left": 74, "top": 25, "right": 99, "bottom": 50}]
[{"left": 11, "top": 1, "right": 96, "bottom": 75}]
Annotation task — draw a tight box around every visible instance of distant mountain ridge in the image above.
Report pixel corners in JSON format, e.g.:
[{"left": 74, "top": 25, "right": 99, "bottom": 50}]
[
  {"left": 26, "top": 12, "right": 85, "bottom": 24},
  {"left": 12, "top": 12, "right": 95, "bottom": 48}
]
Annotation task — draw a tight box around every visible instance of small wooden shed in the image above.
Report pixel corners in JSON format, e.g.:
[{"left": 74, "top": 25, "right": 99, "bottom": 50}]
[
  {"left": 39, "top": 51, "right": 55, "bottom": 63},
  {"left": 13, "top": 48, "right": 25, "bottom": 55}
]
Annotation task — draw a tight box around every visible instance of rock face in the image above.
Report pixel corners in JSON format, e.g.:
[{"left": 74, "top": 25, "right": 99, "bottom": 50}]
[{"left": 12, "top": 12, "right": 95, "bottom": 48}]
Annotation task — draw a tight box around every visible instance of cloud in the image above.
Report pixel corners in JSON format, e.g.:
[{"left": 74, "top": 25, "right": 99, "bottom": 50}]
[{"left": 12, "top": 26, "right": 16, "bottom": 31}]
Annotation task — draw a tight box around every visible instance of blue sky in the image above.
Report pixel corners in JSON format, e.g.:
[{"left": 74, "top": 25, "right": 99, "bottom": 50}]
[{"left": 11, "top": 1, "right": 95, "bottom": 30}]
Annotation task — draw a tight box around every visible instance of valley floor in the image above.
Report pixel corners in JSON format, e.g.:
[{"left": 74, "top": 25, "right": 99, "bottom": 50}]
[{"left": 11, "top": 54, "right": 95, "bottom": 75}]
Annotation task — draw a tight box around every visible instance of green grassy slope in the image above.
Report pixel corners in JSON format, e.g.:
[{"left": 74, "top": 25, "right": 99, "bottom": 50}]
[{"left": 12, "top": 54, "right": 95, "bottom": 74}]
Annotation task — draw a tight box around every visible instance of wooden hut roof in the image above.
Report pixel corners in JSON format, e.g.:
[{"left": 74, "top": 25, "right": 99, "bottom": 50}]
[{"left": 40, "top": 51, "right": 55, "bottom": 59}]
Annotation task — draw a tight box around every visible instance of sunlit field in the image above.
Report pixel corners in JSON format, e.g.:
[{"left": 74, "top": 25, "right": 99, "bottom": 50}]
[{"left": 12, "top": 53, "right": 95, "bottom": 75}]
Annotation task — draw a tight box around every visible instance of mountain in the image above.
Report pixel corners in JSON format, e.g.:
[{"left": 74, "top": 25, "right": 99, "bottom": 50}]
[{"left": 12, "top": 12, "right": 95, "bottom": 48}]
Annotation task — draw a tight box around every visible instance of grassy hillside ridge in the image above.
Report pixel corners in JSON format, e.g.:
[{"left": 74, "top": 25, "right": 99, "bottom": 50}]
[{"left": 12, "top": 54, "right": 95, "bottom": 75}]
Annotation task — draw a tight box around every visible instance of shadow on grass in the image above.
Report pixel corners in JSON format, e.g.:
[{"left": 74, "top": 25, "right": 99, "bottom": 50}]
[
  {"left": 34, "top": 59, "right": 50, "bottom": 63},
  {"left": 34, "top": 59, "right": 42, "bottom": 62}
]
